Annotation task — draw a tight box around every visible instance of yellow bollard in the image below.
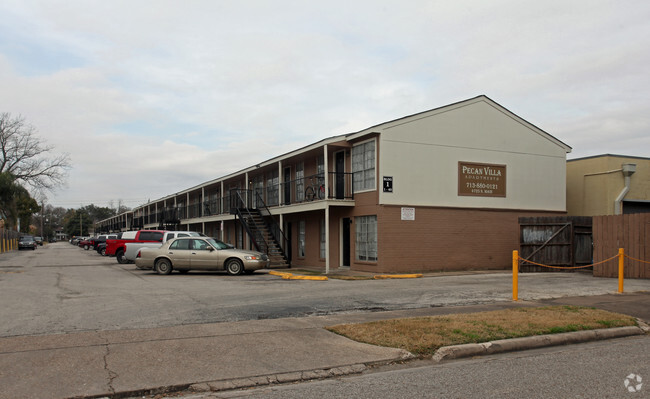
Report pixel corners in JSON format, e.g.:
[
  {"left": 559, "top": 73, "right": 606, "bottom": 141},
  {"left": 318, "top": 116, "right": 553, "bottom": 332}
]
[
  {"left": 618, "top": 248, "right": 625, "bottom": 293},
  {"left": 512, "top": 250, "right": 519, "bottom": 301}
]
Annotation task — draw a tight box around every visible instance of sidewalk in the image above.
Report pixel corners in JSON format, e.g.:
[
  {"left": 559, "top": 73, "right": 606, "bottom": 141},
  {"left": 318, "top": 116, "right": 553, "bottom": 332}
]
[{"left": 0, "top": 292, "right": 648, "bottom": 399}]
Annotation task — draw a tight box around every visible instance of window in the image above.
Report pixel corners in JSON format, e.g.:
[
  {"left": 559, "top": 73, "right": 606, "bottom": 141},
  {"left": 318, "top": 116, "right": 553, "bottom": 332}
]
[
  {"left": 139, "top": 231, "right": 164, "bottom": 242},
  {"left": 352, "top": 140, "right": 375, "bottom": 192},
  {"left": 296, "top": 162, "right": 305, "bottom": 202},
  {"left": 252, "top": 175, "right": 264, "bottom": 208},
  {"left": 355, "top": 215, "right": 377, "bottom": 262},
  {"left": 317, "top": 155, "right": 325, "bottom": 186},
  {"left": 191, "top": 239, "right": 210, "bottom": 250},
  {"left": 267, "top": 170, "right": 279, "bottom": 206},
  {"left": 169, "top": 239, "right": 190, "bottom": 250},
  {"left": 320, "top": 219, "right": 326, "bottom": 259},
  {"left": 298, "top": 220, "right": 305, "bottom": 257}
]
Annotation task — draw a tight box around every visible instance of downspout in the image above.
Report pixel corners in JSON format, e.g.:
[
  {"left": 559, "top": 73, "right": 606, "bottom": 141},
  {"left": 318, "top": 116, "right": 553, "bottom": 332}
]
[{"left": 614, "top": 164, "right": 636, "bottom": 215}]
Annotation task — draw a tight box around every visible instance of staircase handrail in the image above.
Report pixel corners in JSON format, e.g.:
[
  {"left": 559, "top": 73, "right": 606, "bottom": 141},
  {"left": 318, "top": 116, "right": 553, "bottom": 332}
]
[
  {"left": 232, "top": 190, "right": 268, "bottom": 253},
  {"left": 252, "top": 190, "right": 289, "bottom": 261}
]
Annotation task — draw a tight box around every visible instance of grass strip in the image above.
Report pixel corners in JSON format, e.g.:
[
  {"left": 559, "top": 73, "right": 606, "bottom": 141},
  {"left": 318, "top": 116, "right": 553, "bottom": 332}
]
[{"left": 326, "top": 306, "right": 637, "bottom": 357}]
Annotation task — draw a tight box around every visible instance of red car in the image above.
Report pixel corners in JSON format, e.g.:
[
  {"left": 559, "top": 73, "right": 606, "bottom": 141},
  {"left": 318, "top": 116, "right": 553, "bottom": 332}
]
[{"left": 78, "top": 238, "right": 94, "bottom": 250}]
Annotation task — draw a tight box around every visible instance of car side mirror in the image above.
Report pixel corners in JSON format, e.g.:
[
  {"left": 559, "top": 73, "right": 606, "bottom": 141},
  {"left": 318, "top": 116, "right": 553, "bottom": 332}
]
[{"left": 208, "top": 246, "right": 215, "bottom": 251}]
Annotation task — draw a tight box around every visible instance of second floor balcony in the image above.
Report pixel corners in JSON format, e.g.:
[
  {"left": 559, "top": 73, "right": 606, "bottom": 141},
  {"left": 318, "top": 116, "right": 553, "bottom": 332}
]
[{"left": 137, "top": 172, "right": 354, "bottom": 226}]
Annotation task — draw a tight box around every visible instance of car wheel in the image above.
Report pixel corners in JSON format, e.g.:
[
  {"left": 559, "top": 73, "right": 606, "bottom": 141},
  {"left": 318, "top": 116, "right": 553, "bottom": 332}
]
[
  {"left": 156, "top": 259, "right": 172, "bottom": 275},
  {"left": 116, "top": 250, "right": 127, "bottom": 264},
  {"left": 100, "top": 248, "right": 107, "bottom": 256},
  {"left": 226, "top": 259, "right": 244, "bottom": 276},
  {"left": 84, "top": 245, "right": 89, "bottom": 250}
]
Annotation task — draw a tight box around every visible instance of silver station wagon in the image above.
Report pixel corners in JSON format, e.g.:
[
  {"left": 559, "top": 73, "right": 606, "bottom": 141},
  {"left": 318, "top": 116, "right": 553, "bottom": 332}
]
[{"left": 135, "top": 237, "right": 270, "bottom": 275}]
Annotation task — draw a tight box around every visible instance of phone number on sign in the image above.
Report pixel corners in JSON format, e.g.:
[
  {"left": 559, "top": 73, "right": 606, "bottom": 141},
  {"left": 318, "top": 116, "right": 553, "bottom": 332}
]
[{"left": 466, "top": 182, "right": 499, "bottom": 190}]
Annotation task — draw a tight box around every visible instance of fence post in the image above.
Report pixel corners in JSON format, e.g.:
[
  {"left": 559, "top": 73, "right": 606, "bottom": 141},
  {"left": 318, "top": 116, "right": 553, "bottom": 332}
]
[
  {"left": 512, "top": 250, "right": 519, "bottom": 301},
  {"left": 618, "top": 248, "right": 625, "bottom": 293}
]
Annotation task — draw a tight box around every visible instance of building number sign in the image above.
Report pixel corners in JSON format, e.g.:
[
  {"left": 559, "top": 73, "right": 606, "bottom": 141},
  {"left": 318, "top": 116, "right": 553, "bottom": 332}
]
[{"left": 383, "top": 176, "right": 393, "bottom": 193}]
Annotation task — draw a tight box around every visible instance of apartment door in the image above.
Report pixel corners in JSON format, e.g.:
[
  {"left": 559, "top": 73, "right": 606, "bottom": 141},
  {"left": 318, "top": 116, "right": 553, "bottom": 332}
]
[
  {"left": 284, "top": 221, "right": 293, "bottom": 264},
  {"left": 335, "top": 151, "right": 345, "bottom": 200},
  {"left": 341, "top": 218, "right": 351, "bottom": 267},
  {"left": 284, "top": 167, "right": 291, "bottom": 205}
]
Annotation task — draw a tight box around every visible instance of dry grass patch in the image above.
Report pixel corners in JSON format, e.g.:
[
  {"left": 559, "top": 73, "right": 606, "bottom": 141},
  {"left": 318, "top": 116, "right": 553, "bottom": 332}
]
[{"left": 326, "top": 306, "right": 636, "bottom": 356}]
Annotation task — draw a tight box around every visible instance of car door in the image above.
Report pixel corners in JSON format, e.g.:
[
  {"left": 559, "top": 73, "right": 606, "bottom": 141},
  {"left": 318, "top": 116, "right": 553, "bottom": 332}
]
[
  {"left": 166, "top": 239, "right": 191, "bottom": 268},
  {"left": 189, "top": 238, "right": 219, "bottom": 270}
]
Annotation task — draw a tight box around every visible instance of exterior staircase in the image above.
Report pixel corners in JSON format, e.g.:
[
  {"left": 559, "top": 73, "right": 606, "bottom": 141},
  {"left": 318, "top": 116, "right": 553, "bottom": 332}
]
[
  {"left": 238, "top": 209, "right": 289, "bottom": 268},
  {"left": 231, "top": 190, "right": 290, "bottom": 268}
]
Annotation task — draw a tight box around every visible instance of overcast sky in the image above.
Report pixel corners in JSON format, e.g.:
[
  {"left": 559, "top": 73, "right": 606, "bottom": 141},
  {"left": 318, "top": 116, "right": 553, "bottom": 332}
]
[{"left": 1, "top": 0, "right": 648, "bottom": 210}]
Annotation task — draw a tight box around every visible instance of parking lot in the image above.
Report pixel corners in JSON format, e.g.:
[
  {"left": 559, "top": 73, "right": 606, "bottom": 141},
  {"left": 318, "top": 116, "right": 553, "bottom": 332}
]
[{"left": 1, "top": 242, "right": 648, "bottom": 338}]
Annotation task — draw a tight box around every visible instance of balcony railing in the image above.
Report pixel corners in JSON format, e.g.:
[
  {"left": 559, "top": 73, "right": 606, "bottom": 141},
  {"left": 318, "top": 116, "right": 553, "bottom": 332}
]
[{"left": 133, "top": 172, "right": 354, "bottom": 226}]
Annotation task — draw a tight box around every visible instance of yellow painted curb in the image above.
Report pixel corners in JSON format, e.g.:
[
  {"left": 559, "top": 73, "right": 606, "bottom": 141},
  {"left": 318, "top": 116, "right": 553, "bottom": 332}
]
[
  {"left": 268, "top": 271, "right": 328, "bottom": 281},
  {"left": 269, "top": 271, "right": 292, "bottom": 277},
  {"left": 284, "top": 275, "right": 328, "bottom": 281},
  {"left": 374, "top": 274, "right": 423, "bottom": 279}
]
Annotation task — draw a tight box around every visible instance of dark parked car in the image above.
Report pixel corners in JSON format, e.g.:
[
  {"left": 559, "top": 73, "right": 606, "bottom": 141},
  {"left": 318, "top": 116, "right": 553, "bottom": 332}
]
[
  {"left": 34, "top": 236, "right": 44, "bottom": 246},
  {"left": 93, "top": 234, "right": 118, "bottom": 255},
  {"left": 92, "top": 234, "right": 117, "bottom": 251},
  {"left": 18, "top": 236, "right": 37, "bottom": 250}
]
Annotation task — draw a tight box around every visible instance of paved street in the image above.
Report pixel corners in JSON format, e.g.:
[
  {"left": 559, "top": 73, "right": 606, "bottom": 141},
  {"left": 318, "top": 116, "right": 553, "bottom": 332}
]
[
  {"left": 0, "top": 242, "right": 648, "bottom": 399},
  {"left": 1, "top": 242, "right": 648, "bottom": 337},
  {"left": 195, "top": 336, "right": 649, "bottom": 399}
]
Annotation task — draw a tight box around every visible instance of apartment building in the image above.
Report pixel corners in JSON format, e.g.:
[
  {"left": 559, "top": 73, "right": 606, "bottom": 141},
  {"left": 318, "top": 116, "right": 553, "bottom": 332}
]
[{"left": 97, "top": 95, "right": 572, "bottom": 273}]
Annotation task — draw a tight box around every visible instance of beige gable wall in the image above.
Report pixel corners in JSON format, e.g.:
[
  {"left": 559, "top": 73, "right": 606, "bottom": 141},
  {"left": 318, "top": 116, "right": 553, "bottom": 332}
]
[
  {"left": 377, "top": 97, "right": 569, "bottom": 211},
  {"left": 567, "top": 155, "right": 650, "bottom": 216}
]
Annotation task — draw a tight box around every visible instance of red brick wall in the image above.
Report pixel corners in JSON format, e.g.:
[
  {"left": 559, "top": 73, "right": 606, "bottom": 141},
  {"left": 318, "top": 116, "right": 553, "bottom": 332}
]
[{"left": 357, "top": 206, "right": 563, "bottom": 273}]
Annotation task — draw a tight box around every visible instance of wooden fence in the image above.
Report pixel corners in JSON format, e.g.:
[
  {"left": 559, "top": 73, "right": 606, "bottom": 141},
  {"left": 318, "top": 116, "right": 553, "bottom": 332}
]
[
  {"left": 593, "top": 214, "right": 650, "bottom": 279},
  {"left": 519, "top": 217, "right": 593, "bottom": 272}
]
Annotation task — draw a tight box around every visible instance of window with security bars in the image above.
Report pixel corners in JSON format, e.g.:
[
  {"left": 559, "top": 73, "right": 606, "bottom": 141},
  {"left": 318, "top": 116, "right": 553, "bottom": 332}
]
[
  {"left": 355, "top": 215, "right": 377, "bottom": 261},
  {"left": 352, "top": 140, "right": 375, "bottom": 192}
]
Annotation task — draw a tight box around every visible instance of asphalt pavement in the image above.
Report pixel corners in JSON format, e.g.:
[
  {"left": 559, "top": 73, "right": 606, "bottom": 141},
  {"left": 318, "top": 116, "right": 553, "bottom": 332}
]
[{"left": 0, "top": 289, "right": 648, "bottom": 399}]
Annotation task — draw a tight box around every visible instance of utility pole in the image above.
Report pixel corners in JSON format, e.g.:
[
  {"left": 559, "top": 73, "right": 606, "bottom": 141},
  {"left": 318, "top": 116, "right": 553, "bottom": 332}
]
[
  {"left": 79, "top": 212, "right": 83, "bottom": 236},
  {"left": 40, "top": 201, "right": 44, "bottom": 236}
]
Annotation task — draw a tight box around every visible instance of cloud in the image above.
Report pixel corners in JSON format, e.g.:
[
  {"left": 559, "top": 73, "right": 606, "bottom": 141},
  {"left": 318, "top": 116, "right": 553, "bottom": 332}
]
[{"left": 0, "top": 0, "right": 649, "bottom": 208}]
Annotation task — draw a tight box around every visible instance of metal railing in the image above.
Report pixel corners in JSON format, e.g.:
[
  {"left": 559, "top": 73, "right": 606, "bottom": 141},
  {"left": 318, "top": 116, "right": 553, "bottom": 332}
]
[{"left": 108, "top": 172, "right": 355, "bottom": 230}]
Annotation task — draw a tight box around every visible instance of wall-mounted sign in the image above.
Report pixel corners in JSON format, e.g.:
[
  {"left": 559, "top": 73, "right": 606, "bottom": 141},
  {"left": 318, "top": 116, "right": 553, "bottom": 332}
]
[
  {"left": 401, "top": 207, "right": 415, "bottom": 221},
  {"left": 458, "top": 162, "right": 506, "bottom": 197},
  {"left": 383, "top": 176, "right": 393, "bottom": 193}
]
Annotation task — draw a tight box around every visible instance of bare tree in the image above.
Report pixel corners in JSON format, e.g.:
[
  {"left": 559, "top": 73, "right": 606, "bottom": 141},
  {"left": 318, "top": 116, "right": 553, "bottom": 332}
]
[{"left": 0, "top": 112, "right": 70, "bottom": 191}]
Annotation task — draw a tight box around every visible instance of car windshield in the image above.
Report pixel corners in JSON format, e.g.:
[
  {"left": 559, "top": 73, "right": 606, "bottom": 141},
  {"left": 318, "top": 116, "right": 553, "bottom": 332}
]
[{"left": 206, "top": 238, "right": 231, "bottom": 250}]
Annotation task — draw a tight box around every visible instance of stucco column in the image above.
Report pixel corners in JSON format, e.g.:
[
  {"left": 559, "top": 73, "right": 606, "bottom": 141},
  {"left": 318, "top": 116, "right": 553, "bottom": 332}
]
[{"left": 325, "top": 204, "right": 330, "bottom": 274}]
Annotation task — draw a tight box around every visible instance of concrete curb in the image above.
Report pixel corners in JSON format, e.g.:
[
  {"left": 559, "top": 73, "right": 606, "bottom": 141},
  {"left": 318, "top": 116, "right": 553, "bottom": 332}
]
[
  {"left": 432, "top": 326, "right": 645, "bottom": 362},
  {"left": 188, "top": 363, "right": 368, "bottom": 393},
  {"left": 268, "top": 270, "right": 329, "bottom": 281},
  {"left": 374, "top": 274, "right": 423, "bottom": 279}
]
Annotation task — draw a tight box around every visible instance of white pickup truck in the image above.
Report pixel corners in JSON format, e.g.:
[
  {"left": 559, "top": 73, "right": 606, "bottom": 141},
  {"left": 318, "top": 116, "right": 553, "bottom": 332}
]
[{"left": 124, "top": 231, "right": 204, "bottom": 263}]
